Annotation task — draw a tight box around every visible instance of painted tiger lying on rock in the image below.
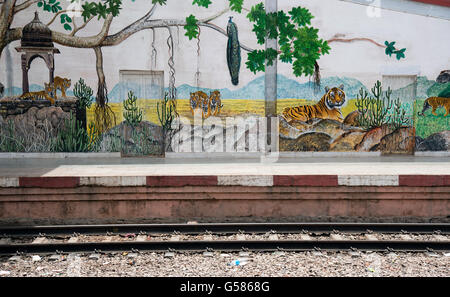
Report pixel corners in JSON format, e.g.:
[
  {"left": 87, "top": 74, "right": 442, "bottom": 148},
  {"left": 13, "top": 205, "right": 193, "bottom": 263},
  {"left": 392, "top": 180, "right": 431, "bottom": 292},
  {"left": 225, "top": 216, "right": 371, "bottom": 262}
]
[
  {"left": 20, "top": 82, "right": 55, "bottom": 104},
  {"left": 19, "top": 76, "right": 71, "bottom": 105},
  {"left": 418, "top": 97, "right": 449, "bottom": 117},
  {"left": 190, "top": 90, "right": 223, "bottom": 118},
  {"left": 282, "top": 85, "right": 346, "bottom": 123}
]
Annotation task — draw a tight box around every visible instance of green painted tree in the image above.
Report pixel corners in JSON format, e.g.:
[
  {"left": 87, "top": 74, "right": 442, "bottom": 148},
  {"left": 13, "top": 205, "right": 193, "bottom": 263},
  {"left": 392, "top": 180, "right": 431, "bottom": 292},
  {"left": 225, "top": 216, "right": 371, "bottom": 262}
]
[
  {"left": 35, "top": 0, "right": 331, "bottom": 80},
  {"left": 0, "top": 0, "right": 406, "bottom": 107}
]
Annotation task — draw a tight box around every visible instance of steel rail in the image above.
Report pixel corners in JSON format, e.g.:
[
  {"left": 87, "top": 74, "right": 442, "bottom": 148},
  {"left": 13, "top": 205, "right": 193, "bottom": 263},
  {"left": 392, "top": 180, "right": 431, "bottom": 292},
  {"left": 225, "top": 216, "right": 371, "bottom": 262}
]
[
  {"left": 0, "top": 240, "right": 449, "bottom": 255},
  {"left": 0, "top": 223, "right": 448, "bottom": 237}
]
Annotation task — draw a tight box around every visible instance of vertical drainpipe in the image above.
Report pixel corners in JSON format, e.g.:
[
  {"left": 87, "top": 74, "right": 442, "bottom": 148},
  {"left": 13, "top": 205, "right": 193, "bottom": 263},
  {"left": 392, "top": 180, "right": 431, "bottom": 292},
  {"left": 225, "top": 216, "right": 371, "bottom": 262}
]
[{"left": 265, "top": 0, "right": 278, "bottom": 153}]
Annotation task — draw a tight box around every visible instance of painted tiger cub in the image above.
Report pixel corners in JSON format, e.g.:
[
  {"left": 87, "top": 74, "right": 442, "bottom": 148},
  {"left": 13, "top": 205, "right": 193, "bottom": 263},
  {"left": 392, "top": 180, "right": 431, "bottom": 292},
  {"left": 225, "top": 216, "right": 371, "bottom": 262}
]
[
  {"left": 201, "top": 93, "right": 211, "bottom": 119},
  {"left": 209, "top": 90, "right": 223, "bottom": 116},
  {"left": 190, "top": 91, "right": 208, "bottom": 116},
  {"left": 20, "top": 83, "right": 55, "bottom": 104},
  {"left": 418, "top": 97, "right": 449, "bottom": 117},
  {"left": 190, "top": 90, "right": 223, "bottom": 118},
  {"left": 282, "top": 85, "right": 346, "bottom": 123}
]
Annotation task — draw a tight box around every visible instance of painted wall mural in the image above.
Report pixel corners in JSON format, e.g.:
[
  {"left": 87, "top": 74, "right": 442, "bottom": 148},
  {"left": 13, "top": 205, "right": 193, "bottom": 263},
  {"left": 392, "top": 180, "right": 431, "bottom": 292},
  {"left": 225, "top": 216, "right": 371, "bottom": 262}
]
[
  {"left": 0, "top": 0, "right": 448, "bottom": 154},
  {"left": 414, "top": 71, "right": 450, "bottom": 152}
]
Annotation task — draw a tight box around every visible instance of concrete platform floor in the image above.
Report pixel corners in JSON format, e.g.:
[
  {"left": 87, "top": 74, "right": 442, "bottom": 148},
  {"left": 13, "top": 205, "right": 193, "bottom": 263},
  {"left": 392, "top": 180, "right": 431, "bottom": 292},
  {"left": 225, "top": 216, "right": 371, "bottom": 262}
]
[{"left": 0, "top": 155, "right": 449, "bottom": 177}]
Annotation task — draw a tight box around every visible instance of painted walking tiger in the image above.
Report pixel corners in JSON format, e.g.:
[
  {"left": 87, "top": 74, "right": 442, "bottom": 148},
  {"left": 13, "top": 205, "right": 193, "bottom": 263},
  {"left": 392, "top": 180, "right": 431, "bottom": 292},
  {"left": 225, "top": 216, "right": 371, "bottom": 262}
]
[
  {"left": 418, "top": 97, "right": 449, "bottom": 117},
  {"left": 51, "top": 76, "right": 71, "bottom": 99},
  {"left": 282, "top": 84, "right": 346, "bottom": 123}
]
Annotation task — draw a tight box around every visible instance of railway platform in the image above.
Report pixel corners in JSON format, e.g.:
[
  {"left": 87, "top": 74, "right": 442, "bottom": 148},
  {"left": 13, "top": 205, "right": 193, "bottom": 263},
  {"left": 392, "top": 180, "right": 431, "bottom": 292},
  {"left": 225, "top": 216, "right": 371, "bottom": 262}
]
[{"left": 0, "top": 154, "right": 449, "bottom": 225}]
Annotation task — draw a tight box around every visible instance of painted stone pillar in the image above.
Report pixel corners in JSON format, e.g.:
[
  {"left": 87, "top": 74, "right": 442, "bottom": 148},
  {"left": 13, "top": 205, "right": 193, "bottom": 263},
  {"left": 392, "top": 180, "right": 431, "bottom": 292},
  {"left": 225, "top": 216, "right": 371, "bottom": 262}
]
[
  {"left": 48, "top": 53, "right": 55, "bottom": 85},
  {"left": 21, "top": 55, "right": 29, "bottom": 94},
  {"left": 265, "top": 0, "right": 278, "bottom": 153}
]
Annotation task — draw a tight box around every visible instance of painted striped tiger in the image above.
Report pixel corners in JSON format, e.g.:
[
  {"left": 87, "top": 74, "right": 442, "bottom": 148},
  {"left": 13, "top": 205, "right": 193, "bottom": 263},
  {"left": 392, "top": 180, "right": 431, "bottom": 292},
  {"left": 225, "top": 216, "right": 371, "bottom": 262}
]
[
  {"left": 201, "top": 92, "right": 211, "bottom": 119},
  {"left": 418, "top": 97, "right": 449, "bottom": 117},
  {"left": 20, "top": 83, "right": 55, "bottom": 104},
  {"left": 209, "top": 90, "right": 223, "bottom": 116},
  {"left": 190, "top": 90, "right": 223, "bottom": 118},
  {"left": 190, "top": 91, "right": 207, "bottom": 116},
  {"left": 282, "top": 85, "right": 346, "bottom": 123}
]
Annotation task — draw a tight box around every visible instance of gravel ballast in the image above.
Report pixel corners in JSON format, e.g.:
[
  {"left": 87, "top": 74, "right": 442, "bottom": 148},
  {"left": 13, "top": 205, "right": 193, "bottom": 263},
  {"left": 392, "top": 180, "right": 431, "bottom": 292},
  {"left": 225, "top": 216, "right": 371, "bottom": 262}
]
[{"left": 1, "top": 251, "right": 448, "bottom": 277}]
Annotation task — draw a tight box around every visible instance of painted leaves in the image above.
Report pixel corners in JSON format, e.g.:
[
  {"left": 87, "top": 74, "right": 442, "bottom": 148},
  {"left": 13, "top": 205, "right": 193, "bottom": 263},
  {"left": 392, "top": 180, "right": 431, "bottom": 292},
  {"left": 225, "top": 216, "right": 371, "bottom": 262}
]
[
  {"left": 246, "top": 3, "right": 330, "bottom": 77},
  {"left": 385, "top": 41, "right": 406, "bottom": 60},
  {"left": 38, "top": 0, "right": 72, "bottom": 31},
  {"left": 184, "top": 0, "right": 244, "bottom": 40},
  {"left": 81, "top": 0, "right": 122, "bottom": 22},
  {"left": 184, "top": 14, "right": 199, "bottom": 40},
  {"left": 37, "top": 0, "right": 62, "bottom": 13}
]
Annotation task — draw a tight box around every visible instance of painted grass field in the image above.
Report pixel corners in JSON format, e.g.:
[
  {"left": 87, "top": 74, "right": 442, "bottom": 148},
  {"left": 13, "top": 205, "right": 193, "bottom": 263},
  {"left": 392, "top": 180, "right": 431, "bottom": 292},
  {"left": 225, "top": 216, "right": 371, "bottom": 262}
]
[
  {"left": 87, "top": 98, "right": 359, "bottom": 126},
  {"left": 87, "top": 98, "right": 448, "bottom": 139},
  {"left": 413, "top": 99, "right": 449, "bottom": 139}
]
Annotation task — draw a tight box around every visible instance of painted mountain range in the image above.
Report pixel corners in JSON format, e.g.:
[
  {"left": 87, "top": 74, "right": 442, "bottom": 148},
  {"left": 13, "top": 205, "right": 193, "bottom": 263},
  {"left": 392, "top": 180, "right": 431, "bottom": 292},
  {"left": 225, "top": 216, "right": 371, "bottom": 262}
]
[
  {"left": 107, "top": 75, "right": 369, "bottom": 102},
  {"left": 3, "top": 75, "right": 447, "bottom": 102}
]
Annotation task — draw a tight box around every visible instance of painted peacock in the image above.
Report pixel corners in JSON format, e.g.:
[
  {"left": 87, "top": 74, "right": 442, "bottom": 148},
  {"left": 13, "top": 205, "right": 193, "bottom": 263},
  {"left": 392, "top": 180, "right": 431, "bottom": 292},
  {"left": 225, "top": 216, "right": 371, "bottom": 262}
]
[{"left": 227, "top": 17, "right": 241, "bottom": 86}]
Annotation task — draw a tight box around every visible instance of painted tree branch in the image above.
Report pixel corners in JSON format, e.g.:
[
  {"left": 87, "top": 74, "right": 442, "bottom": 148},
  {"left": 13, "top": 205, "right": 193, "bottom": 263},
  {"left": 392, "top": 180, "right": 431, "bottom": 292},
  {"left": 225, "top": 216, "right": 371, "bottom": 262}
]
[
  {"left": 93, "top": 45, "right": 115, "bottom": 133},
  {"left": 71, "top": 15, "right": 94, "bottom": 36},
  {"left": 0, "top": 0, "right": 18, "bottom": 55},
  {"left": 327, "top": 37, "right": 385, "bottom": 48},
  {"left": 4, "top": 4, "right": 252, "bottom": 52},
  {"left": 200, "top": 22, "right": 254, "bottom": 52},
  {"left": 94, "top": 46, "right": 107, "bottom": 105},
  {"left": 51, "top": 13, "right": 113, "bottom": 47},
  {"left": 46, "top": 9, "right": 67, "bottom": 27},
  {"left": 13, "top": 0, "right": 37, "bottom": 14},
  {"left": 101, "top": 3, "right": 157, "bottom": 46}
]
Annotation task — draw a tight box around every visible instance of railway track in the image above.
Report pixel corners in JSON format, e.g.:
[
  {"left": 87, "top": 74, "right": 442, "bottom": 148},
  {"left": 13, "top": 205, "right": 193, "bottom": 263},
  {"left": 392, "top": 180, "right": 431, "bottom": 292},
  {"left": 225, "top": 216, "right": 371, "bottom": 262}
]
[
  {"left": 0, "top": 223, "right": 449, "bottom": 255},
  {"left": 1, "top": 222, "right": 449, "bottom": 237}
]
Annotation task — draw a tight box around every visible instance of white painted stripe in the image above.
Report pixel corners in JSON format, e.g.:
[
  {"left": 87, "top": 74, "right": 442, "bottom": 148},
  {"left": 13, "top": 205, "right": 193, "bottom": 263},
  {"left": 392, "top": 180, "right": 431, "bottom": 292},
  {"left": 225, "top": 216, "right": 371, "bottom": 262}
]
[
  {"left": 0, "top": 177, "right": 19, "bottom": 187},
  {"left": 218, "top": 175, "right": 273, "bottom": 186},
  {"left": 79, "top": 176, "right": 147, "bottom": 187},
  {"left": 279, "top": 152, "right": 381, "bottom": 157},
  {"left": 338, "top": 175, "right": 399, "bottom": 186},
  {"left": 415, "top": 151, "right": 450, "bottom": 157},
  {"left": 165, "top": 151, "right": 382, "bottom": 159}
]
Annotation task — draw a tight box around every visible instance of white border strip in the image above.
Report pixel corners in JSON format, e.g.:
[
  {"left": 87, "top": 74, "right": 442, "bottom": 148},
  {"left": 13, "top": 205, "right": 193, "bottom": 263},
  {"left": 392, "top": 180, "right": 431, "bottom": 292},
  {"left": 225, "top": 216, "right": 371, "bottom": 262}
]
[
  {"left": 166, "top": 152, "right": 382, "bottom": 158},
  {"left": 0, "top": 153, "right": 121, "bottom": 159},
  {"left": 279, "top": 152, "right": 381, "bottom": 157},
  {"left": 79, "top": 176, "right": 147, "bottom": 187},
  {"left": 218, "top": 175, "right": 274, "bottom": 186},
  {"left": 0, "top": 177, "right": 19, "bottom": 187},
  {"left": 338, "top": 0, "right": 450, "bottom": 20},
  {"left": 165, "top": 152, "right": 264, "bottom": 159},
  {"left": 338, "top": 175, "right": 399, "bottom": 186},
  {"left": 415, "top": 151, "right": 450, "bottom": 157}
]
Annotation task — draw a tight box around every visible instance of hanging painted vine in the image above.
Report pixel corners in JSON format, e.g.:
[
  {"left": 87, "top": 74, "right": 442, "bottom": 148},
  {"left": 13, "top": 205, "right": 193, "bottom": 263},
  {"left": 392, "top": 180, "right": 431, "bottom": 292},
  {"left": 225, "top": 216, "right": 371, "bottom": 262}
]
[
  {"left": 195, "top": 26, "right": 201, "bottom": 90},
  {"left": 150, "top": 28, "right": 157, "bottom": 70}
]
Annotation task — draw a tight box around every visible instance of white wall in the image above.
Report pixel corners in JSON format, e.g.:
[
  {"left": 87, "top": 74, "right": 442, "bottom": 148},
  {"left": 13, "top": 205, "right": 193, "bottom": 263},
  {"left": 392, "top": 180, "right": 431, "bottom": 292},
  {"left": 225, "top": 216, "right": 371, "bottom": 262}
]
[{"left": 1, "top": 0, "right": 449, "bottom": 93}]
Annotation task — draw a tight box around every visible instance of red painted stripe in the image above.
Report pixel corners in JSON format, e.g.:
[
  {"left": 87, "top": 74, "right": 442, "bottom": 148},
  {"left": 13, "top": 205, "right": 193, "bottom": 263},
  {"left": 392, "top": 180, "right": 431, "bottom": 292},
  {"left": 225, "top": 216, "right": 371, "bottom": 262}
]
[
  {"left": 399, "top": 175, "right": 450, "bottom": 186},
  {"left": 274, "top": 175, "right": 338, "bottom": 186},
  {"left": 146, "top": 176, "right": 218, "bottom": 187},
  {"left": 19, "top": 177, "right": 80, "bottom": 188},
  {"left": 410, "top": 0, "right": 450, "bottom": 7}
]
